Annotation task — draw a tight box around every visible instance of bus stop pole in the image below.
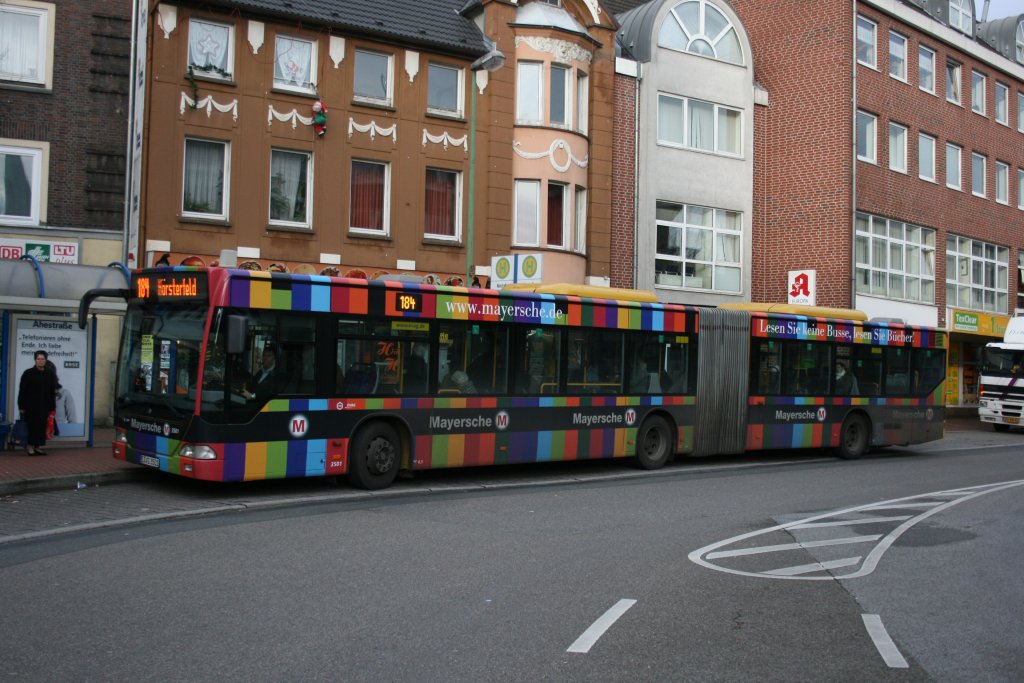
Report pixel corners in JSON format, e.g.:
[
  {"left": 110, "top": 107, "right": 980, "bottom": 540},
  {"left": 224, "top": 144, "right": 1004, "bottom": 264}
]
[{"left": 88, "top": 312, "right": 97, "bottom": 447}]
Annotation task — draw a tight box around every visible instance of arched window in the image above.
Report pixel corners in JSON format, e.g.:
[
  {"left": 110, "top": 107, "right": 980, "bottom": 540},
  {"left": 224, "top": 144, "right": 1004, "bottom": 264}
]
[
  {"left": 658, "top": 0, "right": 743, "bottom": 65},
  {"left": 948, "top": 0, "right": 973, "bottom": 35}
]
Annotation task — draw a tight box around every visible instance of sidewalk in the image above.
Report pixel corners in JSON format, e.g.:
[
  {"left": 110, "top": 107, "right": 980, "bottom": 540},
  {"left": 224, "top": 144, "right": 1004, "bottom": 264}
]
[
  {"left": 0, "top": 417, "right": 997, "bottom": 496},
  {"left": 0, "top": 428, "right": 148, "bottom": 495}
]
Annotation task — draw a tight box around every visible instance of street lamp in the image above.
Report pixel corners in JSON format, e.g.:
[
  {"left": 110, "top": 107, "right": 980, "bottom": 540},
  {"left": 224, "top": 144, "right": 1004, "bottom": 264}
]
[{"left": 466, "top": 48, "right": 505, "bottom": 285}]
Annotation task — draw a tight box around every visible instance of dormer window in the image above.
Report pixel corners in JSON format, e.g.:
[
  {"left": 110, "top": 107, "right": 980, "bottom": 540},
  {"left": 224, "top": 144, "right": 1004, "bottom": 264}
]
[
  {"left": 1016, "top": 22, "right": 1023, "bottom": 64},
  {"left": 658, "top": 0, "right": 743, "bottom": 66},
  {"left": 949, "top": 0, "right": 972, "bottom": 35}
]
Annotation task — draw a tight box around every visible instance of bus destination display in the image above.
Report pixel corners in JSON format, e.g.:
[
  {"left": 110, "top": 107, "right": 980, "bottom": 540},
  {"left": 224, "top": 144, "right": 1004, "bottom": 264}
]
[{"left": 132, "top": 272, "right": 209, "bottom": 302}]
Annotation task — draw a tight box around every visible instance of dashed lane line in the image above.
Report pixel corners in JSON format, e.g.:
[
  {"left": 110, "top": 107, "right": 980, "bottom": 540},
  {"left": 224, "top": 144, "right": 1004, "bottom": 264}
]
[{"left": 567, "top": 599, "right": 637, "bottom": 654}]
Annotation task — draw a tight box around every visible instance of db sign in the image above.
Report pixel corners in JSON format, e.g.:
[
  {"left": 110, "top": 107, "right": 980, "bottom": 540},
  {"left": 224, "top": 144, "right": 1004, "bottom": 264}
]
[{"left": 787, "top": 269, "right": 816, "bottom": 306}]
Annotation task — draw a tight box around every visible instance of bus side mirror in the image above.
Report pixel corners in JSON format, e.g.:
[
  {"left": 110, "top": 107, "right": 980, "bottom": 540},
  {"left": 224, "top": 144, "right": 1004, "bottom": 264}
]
[{"left": 226, "top": 314, "right": 247, "bottom": 355}]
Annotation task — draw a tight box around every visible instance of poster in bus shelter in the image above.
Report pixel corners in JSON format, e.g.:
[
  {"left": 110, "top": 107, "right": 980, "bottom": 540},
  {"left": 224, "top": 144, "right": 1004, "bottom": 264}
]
[{"left": 11, "top": 316, "right": 88, "bottom": 439}]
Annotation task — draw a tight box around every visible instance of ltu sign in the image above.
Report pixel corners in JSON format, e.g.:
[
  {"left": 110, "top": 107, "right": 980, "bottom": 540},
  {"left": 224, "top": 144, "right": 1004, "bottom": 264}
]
[{"left": 0, "top": 239, "right": 79, "bottom": 264}]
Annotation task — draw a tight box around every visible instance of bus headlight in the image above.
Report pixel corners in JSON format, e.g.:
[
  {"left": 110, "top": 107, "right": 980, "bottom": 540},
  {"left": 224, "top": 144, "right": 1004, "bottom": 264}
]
[{"left": 179, "top": 444, "right": 217, "bottom": 460}]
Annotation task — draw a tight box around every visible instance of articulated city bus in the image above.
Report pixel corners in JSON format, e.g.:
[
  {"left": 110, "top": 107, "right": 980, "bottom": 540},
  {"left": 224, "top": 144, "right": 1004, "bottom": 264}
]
[{"left": 80, "top": 267, "right": 945, "bottom": 488}]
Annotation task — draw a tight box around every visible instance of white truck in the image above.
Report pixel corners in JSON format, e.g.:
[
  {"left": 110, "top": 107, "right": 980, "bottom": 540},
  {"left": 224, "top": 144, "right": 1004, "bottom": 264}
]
[{"left": 978, "top": 313, "right": 1024, "bottom": 431}]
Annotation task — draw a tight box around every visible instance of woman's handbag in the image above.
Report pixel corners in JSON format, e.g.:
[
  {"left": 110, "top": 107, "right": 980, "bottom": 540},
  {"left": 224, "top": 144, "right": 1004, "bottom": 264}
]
[{"left": 46, "top": 411, "right": 56, "bottom": 440}]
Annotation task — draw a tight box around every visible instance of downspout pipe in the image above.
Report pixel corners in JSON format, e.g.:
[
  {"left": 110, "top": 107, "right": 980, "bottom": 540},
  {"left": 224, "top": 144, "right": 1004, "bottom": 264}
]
[{"left": 850, "top": 0, "right": 858, "bottom": 310}]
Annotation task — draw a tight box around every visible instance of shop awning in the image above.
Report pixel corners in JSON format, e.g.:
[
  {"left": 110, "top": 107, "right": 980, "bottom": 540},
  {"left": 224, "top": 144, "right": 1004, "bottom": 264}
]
[{"left": 0, "top": 259, "right": 128, "bottom": 314}]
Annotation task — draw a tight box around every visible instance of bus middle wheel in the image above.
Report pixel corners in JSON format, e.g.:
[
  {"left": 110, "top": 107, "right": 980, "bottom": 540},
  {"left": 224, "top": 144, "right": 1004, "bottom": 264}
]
[
  {"left": 348, "top": 422, "right": 401, "bottom": 490},
  {"left": 836, "top": 413, "right": 870, "bottom": 460},
  {"left": 634, "top": 416, "right": 672, "bottom": 470}
]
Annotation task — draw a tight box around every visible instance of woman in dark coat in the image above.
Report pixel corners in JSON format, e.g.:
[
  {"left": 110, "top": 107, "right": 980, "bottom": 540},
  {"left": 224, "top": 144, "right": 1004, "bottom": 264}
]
[{"left": 18, "top": 350, "right": 57, "bottom": 455}]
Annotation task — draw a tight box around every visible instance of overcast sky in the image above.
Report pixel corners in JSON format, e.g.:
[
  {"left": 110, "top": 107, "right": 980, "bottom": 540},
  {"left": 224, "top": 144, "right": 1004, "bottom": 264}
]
[{"left": 975, "top": 0, "right": 1020, "bottom": 21}]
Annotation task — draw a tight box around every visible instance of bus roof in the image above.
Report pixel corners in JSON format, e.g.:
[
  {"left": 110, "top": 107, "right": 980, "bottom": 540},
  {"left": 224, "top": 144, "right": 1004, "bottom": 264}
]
[
  {"left": 718, "top": 302, "right": 868, "bottom": 321},
  {"left": 499, "top": 283, "right": 658, "bottom": 303}
]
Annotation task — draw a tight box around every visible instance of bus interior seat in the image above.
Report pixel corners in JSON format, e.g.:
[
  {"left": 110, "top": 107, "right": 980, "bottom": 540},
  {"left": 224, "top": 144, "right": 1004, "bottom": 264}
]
[{"left": 342, "top": 363, "right": 378, "bottom": 394}]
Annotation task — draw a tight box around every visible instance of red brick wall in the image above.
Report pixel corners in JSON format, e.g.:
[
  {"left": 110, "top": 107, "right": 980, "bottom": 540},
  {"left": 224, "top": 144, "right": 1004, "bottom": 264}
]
[
  {"left": 855, "top": 4, "right": 1024, "bottom": 318},
  {"left": 610, "top": 71, "right": 637, "bottom": 288},
  {"left": 0, "top": 0, "right": 130, "bottom": 231},
  {"left": 733, "top": 0, "right": 854, "bottom": 307}
]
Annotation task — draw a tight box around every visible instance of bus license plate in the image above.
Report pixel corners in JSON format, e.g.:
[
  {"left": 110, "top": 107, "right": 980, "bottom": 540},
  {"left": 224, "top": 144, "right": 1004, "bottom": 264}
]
[
  {"left": 140, "top": 455, "right": 160, "bottom": 468},
  {"left": 1005, "top": 417, "right": 1019, "bottom": 424}
]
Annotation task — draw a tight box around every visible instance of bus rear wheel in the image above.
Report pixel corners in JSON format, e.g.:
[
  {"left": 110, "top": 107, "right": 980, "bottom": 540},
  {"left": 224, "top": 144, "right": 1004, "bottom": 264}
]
[
  {"left": 837, "top": 413, "right": 870, "bottom": 460},
  {"left": 348, "top": 422, "right": 401, "bottom": 490},
  {"left": 634, "top": 416, "right": 672, "bottom": 470}
]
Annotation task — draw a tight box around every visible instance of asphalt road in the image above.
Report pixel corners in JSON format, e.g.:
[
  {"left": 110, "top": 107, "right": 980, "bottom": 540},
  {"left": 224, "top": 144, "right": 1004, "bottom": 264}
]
[{"left": 1, "top": 430, "right": 1022, "bottom": 682}]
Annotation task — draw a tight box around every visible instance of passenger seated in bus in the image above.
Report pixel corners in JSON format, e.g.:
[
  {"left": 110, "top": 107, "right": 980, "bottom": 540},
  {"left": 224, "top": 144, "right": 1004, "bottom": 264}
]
[
  {"left": 629, "top": 357, "right": 649, "bottom": 394},
  {"left": 834, "top": 362, "right": 859, "bottom": 395},
  {"left": 404, "top": 343, "right": 429, "bottom": 393},
  {"left": 442, "top": 370, "right": 476, "bottom": 394}
]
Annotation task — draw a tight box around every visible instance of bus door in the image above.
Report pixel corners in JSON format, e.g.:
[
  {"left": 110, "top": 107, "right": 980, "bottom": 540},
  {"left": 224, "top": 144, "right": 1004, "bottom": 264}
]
[{"left": 694, "top": 308, "right": 749, "bottom": 455}]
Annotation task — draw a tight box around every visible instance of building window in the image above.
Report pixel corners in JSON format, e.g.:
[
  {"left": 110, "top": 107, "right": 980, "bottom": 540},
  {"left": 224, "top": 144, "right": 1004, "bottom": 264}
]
[
  {"left": 888, "top": 31, "right": 907, "bottom": 81},
  {"left": 1018, "top": 23, "right": 1024, "bottom": 63},
  {"left": 427, "top": 63, "right": 463, "bottom": 117},
  {"left": 659, "top": 0, "right": 744, "bottom": 65},
  {"left": 514, "top": 180, "right": 540, "bottom": 246},
  {"left": 550, "top": 65, "right": 569, "bottom": 127},
  {"left": 856, "top": 111, "right": 876, "bottom": 163},
  {"left": 354, "top": 49, "right": 393, "bottom": 106},
  {"left": 0, "top": 2, "right": 51, "bottom": 88},
  {"left": 269, "top": 149, "right": 311, "bottom": 229},
  {"left": 918, "top": 133, "right": 935, "bottom": 181},
  {"left": 0, "top": 143, "right": 45, "bottom": 225},
  {"left": 946, "top": 142, "right": 962, "bottom": 190},
  {"left": 574, "top": 186, "right": 587, "bottom": 254},
  {"left": 350, "top": 160, "right": 389, "bottom": 235},
  {"left": 188, "top": 18, "right": 234, "bottom": 79},
  {"left": 424, "top": 168, "right": 461, "bottom": 240},
  {"left": 516, "top": 62, "right": 543, "bottom": 124},
  {"left": 972, "top": 152, "right": 986, "bottom": 197},
  {"left": 1018, "top": 92, "right": 1024, "bottom": 133},
  {"left": 971, "top": 70, "right": 986, "bottom": 115},
  {"left": 856, "top": 15, "right": 877, "bottom": 68},
  {"left": 576, "top": 72, "right": 589, "bottom": 134},
  {"left": 946, "top": 60, "right": 961, "bottom": 104},
  {"left": 949, "top": 0, "right": 973, "bottom": 35},
  {"left": 995, "top": 161, "right": 1009, "bottom": 205},
  {"left": 273, "top": 34, "right": 316, "bottom": 94},
  {"left": 658, "top": 93, "right": 742, "bottom": 156},
  {"left": 182, "top": 138, "right": 229, "bottom": 220},
  {"left": 1019, "top": 168, "right": 1024, "bottom": 210},
  {"left": 655, "top": 202, "right": 742, "bottom": 293},
  {"left": 995, "top": 82, "right": 1009, "bottom": 125},
  {"left": 918, "top": 46, "right": 935, "bottom": 94},
  {"left": 855, "top": 213, "right": 935, "bottom": 303},
  {"left": 889, "top": 123, "right": 907, "bottom": 173},
  {"left": 946, "top": 235, "right": 1009, "bottom": 313},
  {"left": 547, "top": 183, "right": 567, "bottom": 247}
]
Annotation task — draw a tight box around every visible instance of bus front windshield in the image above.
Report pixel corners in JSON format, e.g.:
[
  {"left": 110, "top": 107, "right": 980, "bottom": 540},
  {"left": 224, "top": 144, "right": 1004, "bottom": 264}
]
[
  {"left": 116, "top": 304, "right": 207, "bottom": 419},
  {"left": 981, "top": 347, "right": 1024, "bottom": 377}
]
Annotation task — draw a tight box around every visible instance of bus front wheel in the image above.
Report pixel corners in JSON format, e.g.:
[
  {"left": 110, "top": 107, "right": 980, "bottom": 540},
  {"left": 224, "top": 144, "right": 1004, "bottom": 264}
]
[
  {"left": 634, "top": 416, "right": 672, "bottom": 470},
  {"left": 348, "top": 422, "right": 401, "bottom": 490},
  {"left": 993, "top": 423, "right": 1011, "bottom": 432},
  {"left": 837, "top": 413, "right": 870, "bottom": 460}
]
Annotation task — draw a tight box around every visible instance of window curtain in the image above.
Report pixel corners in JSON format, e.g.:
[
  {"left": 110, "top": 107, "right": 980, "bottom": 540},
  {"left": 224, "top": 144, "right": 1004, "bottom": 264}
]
[
  {"left": 351, "top": 161, "right": 384, "bottom": 231},
  {"left": 183, "top": 140, "right": 224, "bottom": 214},
  {"left": 270, "top": 151, "right": 306, "bottom": 223},
  {"left": 547, "top": 184, "right": 564, "bottom": 247},
  {"left": 189, "top": 21, "right": 229, "bottom": 71},
  {"left": 275, "top": 37, "right": 312, "bottom": 88},
  {"left": 0, "top": 11, "right": 40, "bottom": 81},
  {"left": 514, "top": 181, "right": 539, "bottom": 245},
  {"left": 1, "top": 152, "right": 33, "bottom": 217},
  {"left": 689, "top": 100, "right": 714, "bottom": 151},
  {"left": 424, "top": 170, "right": 456, "bottom": 237}
]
